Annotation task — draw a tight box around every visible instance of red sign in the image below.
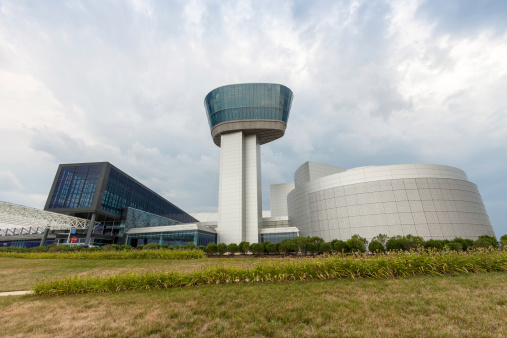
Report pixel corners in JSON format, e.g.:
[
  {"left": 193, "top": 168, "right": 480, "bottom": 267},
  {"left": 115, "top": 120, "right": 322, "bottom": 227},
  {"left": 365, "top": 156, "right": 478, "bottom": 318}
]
[{"left": 71, "top": 237, "right": 77, "bottom": 243}]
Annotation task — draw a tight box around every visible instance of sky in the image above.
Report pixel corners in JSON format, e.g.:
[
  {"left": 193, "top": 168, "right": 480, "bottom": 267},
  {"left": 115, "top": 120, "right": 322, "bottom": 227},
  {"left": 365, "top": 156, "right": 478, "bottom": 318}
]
[{"left": 0, "top": 0, "right": 506, "bottom": 236}]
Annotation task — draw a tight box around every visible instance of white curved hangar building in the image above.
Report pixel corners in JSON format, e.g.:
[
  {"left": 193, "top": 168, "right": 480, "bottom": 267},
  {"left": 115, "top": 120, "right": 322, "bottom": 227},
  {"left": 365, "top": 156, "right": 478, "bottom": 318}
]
[{"left": 273, "top": 161, "right": 495, "bottom": 242}]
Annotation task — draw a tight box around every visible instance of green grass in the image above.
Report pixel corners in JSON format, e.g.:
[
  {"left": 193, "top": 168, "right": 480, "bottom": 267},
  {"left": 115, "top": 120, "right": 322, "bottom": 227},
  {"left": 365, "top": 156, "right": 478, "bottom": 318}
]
[
  {"left": 1, "top": 273, "right": 507, "bottom": 336},
  {"left": 33, "top": 249, "right": 507, "bottom": 295}
]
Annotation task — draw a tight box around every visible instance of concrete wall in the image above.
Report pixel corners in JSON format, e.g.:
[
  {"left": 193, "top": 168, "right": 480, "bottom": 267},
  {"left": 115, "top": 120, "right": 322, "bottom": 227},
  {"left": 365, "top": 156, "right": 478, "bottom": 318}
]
[
  {"left": 270, "top": 182, "right": 295, "bottom": 217},
  {"left": 217, "top": 131, "right": 261, "bottom": 244},
  {"left": 287, "top": 163, "right": 495, "bottom": 242}
]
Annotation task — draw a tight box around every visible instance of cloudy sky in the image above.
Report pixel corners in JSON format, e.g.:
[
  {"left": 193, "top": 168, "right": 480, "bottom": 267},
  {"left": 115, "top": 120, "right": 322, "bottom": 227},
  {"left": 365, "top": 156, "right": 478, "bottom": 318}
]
[{"left": 1, "top": 0, "right": 506, "bottom": 235}]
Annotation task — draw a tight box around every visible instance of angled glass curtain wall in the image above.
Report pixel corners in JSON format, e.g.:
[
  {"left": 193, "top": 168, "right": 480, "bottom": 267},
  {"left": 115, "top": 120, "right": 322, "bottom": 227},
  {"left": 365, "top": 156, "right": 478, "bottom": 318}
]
[
  {"left": 204, "top": 83, "right": 294, "bottom": 129},
  {"left": 260, "top": 232, "right": 298, "bottom": 244},
  {"left": 127, "top": 230, "right": 217, "bottom": 247},
  {"left": 48, "top": 165, "right": 102, "bottom": 209},
  {"left": 100, "top": 168, "right": 197, "bottom": 223}
]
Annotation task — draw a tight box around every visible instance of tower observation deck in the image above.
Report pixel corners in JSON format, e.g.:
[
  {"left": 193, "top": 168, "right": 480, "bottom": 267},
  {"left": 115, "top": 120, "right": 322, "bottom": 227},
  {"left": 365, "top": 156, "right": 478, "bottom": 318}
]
[{"left": 204, "top": 83, "right": 294, "bottom": 244}]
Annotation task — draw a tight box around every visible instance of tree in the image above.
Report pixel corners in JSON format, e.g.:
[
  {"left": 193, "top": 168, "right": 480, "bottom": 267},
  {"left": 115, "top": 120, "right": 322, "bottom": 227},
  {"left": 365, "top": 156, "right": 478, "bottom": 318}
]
[
  {"left": 206, "top": 242, "right": 218, "bottom": 255},
  {"left": 239, "top": 241, "right": 250, "bottom": 254},
  {"left": 371, "top": 234, "right": 388, "bottom": 247},
  {"left": 279, "top": 239, "right": 298, "bottom": 255},
  {"left": 250, "top": 243, "right": 264, "bottom": 255},
  {"left": 227, "top": 243, "right": 239, "bottom": 255},
  {"left": 293, "top": 237, "right": 309, "bottom": 254},
  {"left": 319, "top": 242, "right": 333, "bottom": 254},
  {"left": 445, "top": 242, "right": 463, "bottom": 252},
  {"left": 386, "top": 236, "right": 404, "bottom": 251},
  {"left": 306, "top": 242, "right": 318, "bottom": 255},
  {"left": 424, "top": 239, "right": 444, "bottom": 251},
  {"left": 217, "top": 243, "right": 228, "bottom": 255},
  {"left": 476, "top": 235, "right": 499, "bottom": 248},
  {"left": 333, "top": 240, "right": 350, "bottom": 253},
  {"left": 346, "top": 234, "right": 367, "bottom": 253},
  {"left": 501, "top": 235, "right": 507, "bottom": 251},
  {"left": 368, "top": 240, "right": 385, "bottom": 253},
  {"left": 266, "top": 243, "right": 279, "bottom": 254}
]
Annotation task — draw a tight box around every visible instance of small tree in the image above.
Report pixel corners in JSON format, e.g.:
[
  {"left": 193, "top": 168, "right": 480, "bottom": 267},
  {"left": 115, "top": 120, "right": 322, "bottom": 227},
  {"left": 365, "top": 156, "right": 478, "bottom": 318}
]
[
  {"left": 217, "top": 243, "right": 228, "bottom": 255},
  {"left": 206, "top": 242, "right": 218, "bottom": 255},
  {"left": 262, "top": 241, "right": 272, "bottom": 254},
  {"left": 279, "top": 239, "right": 298, "bottom": 255},
  {"left": 476, "top": 235, "right": 499, "bottom": 248},
  {"left": 293, "top": 237, "right": 309, "bottom": 254},
  {"left": 333, "top": 240, "right": 350, "bottom": 253},
  {"left": 319, "top": 242, "right": 333, "bottom": 255},
  {"left": 306, "top": 242, "right": 318, "bottom": 255},
  {"left": 227, "top": 243, "right": 239, "bottom": 255},
  {"left": 445, "top": 242, "right": 463, "bottom": 252},
  {"left": 250, "top": 243, "right": 264, "bottom": 255},
  {"left": 346, "top": 234, "right": 367, "bottom": 253},
  {"left": 368, "top": 240, "right": 385, "bottom": 253},
  {"left": 501, "top": 235, "right": 507, "bottom": 251},
  {"left": 424, "top": 239, "right": 444, "bottom": 251},
  {"left": 371, "top": 234, "right": 388, "bottom": 248},
  {"left": 197, "top": 245, "right": 206, "bottom": 252},
  {"left": 239, "top": 241, "right": 250, "bottom": 254},
  {"left": 266, "top": 243, "right": 279, "bottom": 254}
]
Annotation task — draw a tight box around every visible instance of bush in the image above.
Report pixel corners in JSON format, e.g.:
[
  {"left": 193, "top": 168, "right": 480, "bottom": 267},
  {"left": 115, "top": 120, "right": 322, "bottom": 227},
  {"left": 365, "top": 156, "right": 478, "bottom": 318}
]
[
  {"left": 119, "top": 245, "right": 132, "bottom": 251},
  {"left": 371, "top": 234, "right": 389, "bottom": 247},
  {"left": 445, "top": 242, "right": 463, "bottom": 252},
  {"left": 239, "top": 242, "right": 250, "bottom": 254},
  {"left": 368, "top": 240, "right": 385, "bottom": 253},
  {"left": 293, "top": 237, "right": 308, "bottom": 254},
  {"left": 306, "top": 242, "right": 318, "bottom": 255},
  {"left": 172, "top": 245, "right": 180, "bottom": 250},
  {"left": 227, "top": 243, "right": 239, "bottom": 255},
  {"left": 135, "top": 245, "right": 145, "bottom": 250},
  {"left": 143, "top": 243, "right": 160, "bottom": 250},
  {"left": 262, "top": 241, "right": 271, "bottom": 254},
  {"left": 197, "top": 245, "right": 206, "bottom": 252},
  {"left": 319, "top": 242, "right": 333, "bottom": 255},
  {"left": 424, "top": 239, "right": 444, "bottom": 251},
  {"left": 333, "top": 240, "right": 350, "bottom": 253},
  {"left": 250, "top": 243, "right": 264, "bottom": 255},
  {"left": 186, "top": 242, "right": 196, "bottom": 250},
  {"left": 279, "top": 239, "right": 298, "bottom": 255},
  {"left": 346, "top": 234, "right": 367, "bottom": 253},
  {"left": 217, "top": 243, "right": 228, "bottom": 255},
  {"left": 476, "top": 235, "right": 499, "bottom": 248},
  {"left": 501, "top": 235, "right": 507, "bottom": 251},
  {"left": 29, "top": 246, "right": 49, "bottom": 252},
  {"left": 266, "top": 243, "right": 278, "bottom": 254},
  {"left": 206, "top": 243, "right": 218, "bottom": 255}
]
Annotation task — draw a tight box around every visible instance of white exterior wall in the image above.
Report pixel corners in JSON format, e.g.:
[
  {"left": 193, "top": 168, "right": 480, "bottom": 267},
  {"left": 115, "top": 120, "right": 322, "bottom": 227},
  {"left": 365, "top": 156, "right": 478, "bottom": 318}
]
[
  {"left": 270, "top": 182, "right": 295, "bottom": 217},
  {"left": 243, "top": 134, "right": 262, "bottom": 244},
  {"left": 217, "top": 132, "right": 262, "bottom": 244},
  {"left": 287, "top": 163, "right": 495, "bottom": 242},
  {"left": 218, "top": 132, "right": 244, "bottom": 244}
]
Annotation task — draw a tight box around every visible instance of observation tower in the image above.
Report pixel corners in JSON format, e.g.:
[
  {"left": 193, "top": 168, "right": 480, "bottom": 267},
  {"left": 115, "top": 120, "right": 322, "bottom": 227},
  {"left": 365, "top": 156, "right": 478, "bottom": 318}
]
[{"left": 204, "top": 83, "right": 294, "bottom": 244}]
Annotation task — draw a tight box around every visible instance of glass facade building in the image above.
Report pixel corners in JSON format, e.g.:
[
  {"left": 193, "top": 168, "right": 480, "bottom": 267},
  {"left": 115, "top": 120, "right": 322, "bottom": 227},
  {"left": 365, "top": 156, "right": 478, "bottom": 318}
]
[
  {"left": 260, "top": 232, "right": 298, "bottom": 244},
  {"left": 127, "top": 230, "right": 217, "bottom": 247},
  {"left": 204, "top": 83, "right": 293, "bottom": 129},
  {"left": 45, "top": 162, "right": 197, "bottom": 226}
]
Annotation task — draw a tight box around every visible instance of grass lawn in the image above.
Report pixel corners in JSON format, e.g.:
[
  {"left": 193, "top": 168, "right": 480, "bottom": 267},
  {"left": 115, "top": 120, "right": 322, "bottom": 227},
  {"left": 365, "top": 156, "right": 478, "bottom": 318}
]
[
  {"left": 0, "top": 272, "right": 506, "bottom": 337},
  {"left": 0, "top": 256, "right": 276, "bottom": 292}
]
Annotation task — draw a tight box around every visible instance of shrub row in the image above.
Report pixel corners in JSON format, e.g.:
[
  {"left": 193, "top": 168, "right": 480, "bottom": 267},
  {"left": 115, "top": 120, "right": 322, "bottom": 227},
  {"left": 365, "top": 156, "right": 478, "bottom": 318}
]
[
  {"left": 0, "top": 249, "right": 204, "bottom": 260},
  {"left": 0, "top": 242, "right": 198, "bottom": 253},
  {"left": 33, "top": 248, "right": 507, "bottom": 296},
  {"left": 204, "top": 234, "right": 504, "bottom": 256}
]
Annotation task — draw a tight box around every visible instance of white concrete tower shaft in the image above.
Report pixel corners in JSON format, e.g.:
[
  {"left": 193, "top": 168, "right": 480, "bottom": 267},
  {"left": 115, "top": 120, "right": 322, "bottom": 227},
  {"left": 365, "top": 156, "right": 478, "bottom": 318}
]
[{"left": 218, "top": 131, "right": 262, "bottom": 244}]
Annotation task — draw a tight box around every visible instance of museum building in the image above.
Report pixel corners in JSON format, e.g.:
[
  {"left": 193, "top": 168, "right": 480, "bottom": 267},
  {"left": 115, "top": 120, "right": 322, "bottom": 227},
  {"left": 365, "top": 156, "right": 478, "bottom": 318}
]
[{"left": 0, "top": 83, "right": 496, "bottom": 247}]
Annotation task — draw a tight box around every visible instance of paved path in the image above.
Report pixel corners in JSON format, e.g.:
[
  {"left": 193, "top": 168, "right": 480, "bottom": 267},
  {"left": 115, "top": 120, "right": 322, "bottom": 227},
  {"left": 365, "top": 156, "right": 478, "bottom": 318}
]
[{"left": 0, "top": 291, "right": 33, "bottom": 297}]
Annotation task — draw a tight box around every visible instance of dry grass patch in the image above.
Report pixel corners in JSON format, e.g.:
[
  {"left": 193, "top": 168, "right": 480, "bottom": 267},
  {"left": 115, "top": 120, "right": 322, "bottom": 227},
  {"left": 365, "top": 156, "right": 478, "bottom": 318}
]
[
  {"left": 0, "top": 257, "right": 274, "bottom": 291},
  {"left": 1, "top": 272, "right": 507, "bottom": 337}
]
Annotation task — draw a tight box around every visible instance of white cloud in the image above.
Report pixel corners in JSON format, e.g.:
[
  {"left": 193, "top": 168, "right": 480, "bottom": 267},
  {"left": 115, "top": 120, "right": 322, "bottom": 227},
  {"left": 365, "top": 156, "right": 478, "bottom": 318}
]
[{"left": 0, "top": 0, "right": 506, "bottom": 235}]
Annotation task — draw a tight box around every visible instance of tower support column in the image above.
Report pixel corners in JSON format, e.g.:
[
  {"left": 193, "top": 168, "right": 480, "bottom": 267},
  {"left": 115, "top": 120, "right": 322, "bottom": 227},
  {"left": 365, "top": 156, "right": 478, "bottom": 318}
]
[{"left": 217, "top": 131, "right": 262, "bottom": 244}]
